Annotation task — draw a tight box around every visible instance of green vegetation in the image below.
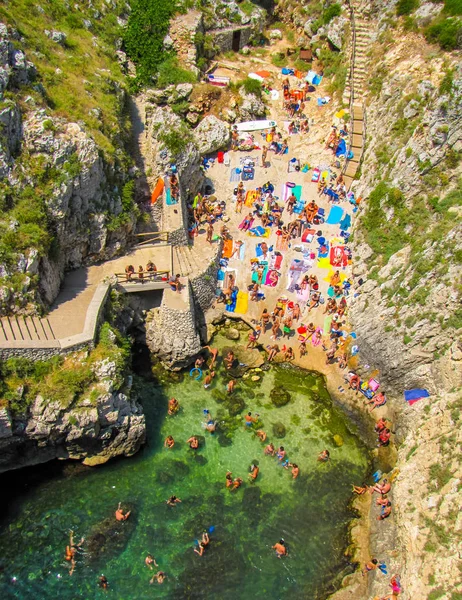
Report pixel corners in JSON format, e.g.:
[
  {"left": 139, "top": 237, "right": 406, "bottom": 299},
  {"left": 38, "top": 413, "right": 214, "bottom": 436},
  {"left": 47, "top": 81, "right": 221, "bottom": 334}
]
[
  {"left": 123, "top": 0, "right": 176, "bottom": 87},
  {"left": 157, "top": 122, "right": 193, "bottom": 156},
  {"left": 271, "top": 52, "right": 287, "bottom": 68},
  {"left": 425, "top": 16, "right": 462, "bottom": 50},
  {"left": 322, "top": 3, "right": 342, "bottom": 24},
  {"left": 429, "top": 463, "right": 454, "bottom": 489},
  {"left": 318, "top": 47, "right": 347, "bottom": 97},
  {"left": 107, "top": 180, "right": 140, "bottom": 231},
  {"left": 0, "top": 323, "right": 130, "bottom": 416},
  {"left": 157, "top": 55, "right": 197, "bottom": 88},
  {"left": 0, "top": 0, "right": 130, "bottom": 157},
  {"left": 396, "top": 0, "right": 419, "bottom": 16},
  {"left": 242, "top": 77, "right": 262, "bottom": 98}
]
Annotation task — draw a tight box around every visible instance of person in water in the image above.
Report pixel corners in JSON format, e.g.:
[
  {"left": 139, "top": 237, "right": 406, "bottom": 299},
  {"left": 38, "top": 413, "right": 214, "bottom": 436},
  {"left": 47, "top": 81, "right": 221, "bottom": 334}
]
[
  {"left": 277, "top": 446, "right": 286, "bottom": 461},
  {"left": 99, "top": 575, "right": 109, "bottom": 589},
  {"left": 265, "top": 442, "right": 275, "bottom": 456},
  {"left": 226, "top": 471, "right": 234, "bottom": 488},
  {"left": 167, "top": 495, "right": 181, "bottom": 506},
  {"left": 244, "top": 412, "right": 258, "bottom": 428},
  {"left": 203, "top": 370, "right": 215, "bottom": 389},
  {"left": 318, "top": 449, "right": 330, "bottom": 462},
  {"left": 256, "top": 430, "right": 267, "bottom": 442},
  {"left": 224, "top": 350, "right": 235, "bottom": 370},
  {"left": 203, "top": 345, "right": 218, "bottom": 368},
  {"left": 272, "top": 539, "right": 287, "bottom": 558},
  {"left": 115, "top": 502, "right": 131, "bottom": 521},
  {"left": 194, "top": 532, "right": 210, "bottom": 556},
  {"left": 249, "top": 464, "right": 259, "bottom": 481},
  {"left": 227, "top": 379, "right": 236, "bottom": 394},
  {"left": 164, "top": 435, "right": 175, "bottom": 449},
  {"left": 232, "top": 477, "right": 243, "bottom": 490},
  {"left": 145, "top": 554, "right": 159, "bottom": 570},
  {"left": 65, "top": 530, "right": 84, "bottom": 576},
  {"left": 150, "top": 571, "right": 166, "bottom": 584},
  {"left": 168, "top": 397, "right": 180, "bottom": 415},
  {"left": 287, "top": 463, "right": 299, "bottom": 479},
  {"left": 187, "top": 436, "right": 199, "bottom": 449}
]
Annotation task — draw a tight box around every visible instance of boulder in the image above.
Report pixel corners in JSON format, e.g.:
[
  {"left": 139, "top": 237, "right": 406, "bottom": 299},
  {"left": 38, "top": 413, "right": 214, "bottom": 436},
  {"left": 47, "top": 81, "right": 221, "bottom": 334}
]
[
  {"left": 269, "top": 29, "right": 283, "bottom": 40},
  {"left": 225, "top": 327, "right": 240, "bottom": 341},
  {"left": 414, "top": 2, "right": 444, "bottom": 27},
  {"left": 404, "top": 99, "right": 420, "bottom": 119},
  {"left": 193, "top": 115, "right": 230, "bottom": 154},
  {"left": 175, "top": 83, "right": 193, "bottom": 100},
  {"left": 44, "top": 30, "right": 67, "bottom": 45},
  {"left": 239, "top": 89, "right": 266, "bottom": 121},
  {"left": 325, "top": 16, "right": 347, "bottom": 50}
]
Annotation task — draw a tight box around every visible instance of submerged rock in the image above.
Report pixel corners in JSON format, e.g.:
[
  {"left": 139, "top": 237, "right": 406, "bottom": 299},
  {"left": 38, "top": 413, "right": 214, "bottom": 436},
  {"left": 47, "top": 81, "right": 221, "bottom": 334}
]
[
  {"left": 333, "top": 434, "right": 344, "bottom": 447},
  {"left": 272, "top": 422, "right": 286, "bottom": 439},
  {"left": 85, "top": 505, "right": 136, "bottom": 565},
  {"left": 270, "top": 387, "right": 292, "bottom": 407}
]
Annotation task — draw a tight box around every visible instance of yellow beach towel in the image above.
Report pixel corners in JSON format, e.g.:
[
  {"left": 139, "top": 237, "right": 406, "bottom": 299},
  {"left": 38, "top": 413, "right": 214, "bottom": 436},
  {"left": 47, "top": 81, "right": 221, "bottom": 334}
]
[
  {"left": 317, "top": 257, "right": 331, "bottom": 269},
  {"left": 235, "top": 291, "right": 249, "bottom": 314}
]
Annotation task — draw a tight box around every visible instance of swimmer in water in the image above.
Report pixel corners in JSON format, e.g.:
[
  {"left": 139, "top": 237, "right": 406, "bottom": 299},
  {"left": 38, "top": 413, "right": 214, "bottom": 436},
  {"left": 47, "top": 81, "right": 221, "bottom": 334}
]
[
  {"left": 256, "top": 430, "right": 267, "bottom": 442},
  {"left": 150, "top": 571, "right": 166, "bottom": 584},
  {"left": 65, "top": 530, "right": 84, "bottom": 576},
  {"left": 227, "top": 379, "right": 236, "bottom": 394},
  {"left": 164, "top": 435, "right": 175, "bottom": 449},
  {"left": 272, "top": 539, "right": 287, "bottom": 558},
  {"left": 187, "top": 436, "right": 199, "bottom": 449},
  {"left": 287, "top": 463, "right": 299, "bottom": 479},
  {"left": 226, "top": 471, "right": 234, "bottom": 488},
  {"left": 167, "top": 495, "right": 181, "bottom": 506},
  {"left": 145, "top": 554, "right": 159, "bottom": 570},
  {"left": 224, "top": 350, "right": 235, "bottom": 370},
  {"left": 203, "top": 345, "right": 218, "bottom": 368},
  {"left": 244, "top": 412, "right": 257, "bottom": 429},
  {"left": 203, "top": 370, "right": 215, "bottom": 389},
  {"left": 232, "top": 477, "right": 243, "bottom": 490},
  {"left": 115, "top": 502, "right": 131, "bottom": 521},
  {"left": 277, "top": 446, "right": 286, "bottom": 461},
  {"left": 249, "top": 464, "right": 259, "bottom": 481},
  {"left": 194, "top": 532, "right": 210, "bottom": 556},
  {"left": 98, "top": 575, "right": 109, "bottom": 589},
  {"left": 318, "top": 449, "right": 330, "bottom": 462},
  {"left": 264, "top": 442, "right": 275, "bottom": 456},
  {"left": 168, "top": 397, "right": 179, "bottom": 415}
]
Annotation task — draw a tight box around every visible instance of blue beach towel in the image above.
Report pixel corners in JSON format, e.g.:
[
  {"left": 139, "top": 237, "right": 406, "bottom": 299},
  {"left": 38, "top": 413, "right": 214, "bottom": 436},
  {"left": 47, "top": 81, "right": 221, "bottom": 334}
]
[
  {"left": 256, "top": 244, "right": 264, "bottom": 257},
  {"left": 249, "top": 226, "right": 266, "bottom": 237},
  {"left": 404, "top": 389, "right": 430, "bottom": 405},
  {"left": 335, "top": 139, "right": 347, "bottom": 157},
  {"left": 339, "top": 213, "right": 351, "bottom": 231},
  {"left": 230, "top": 168, "right": 241, "bottom": 183},
  {"left": 326, "top": 206, "right": 344, "bottom": 225}
]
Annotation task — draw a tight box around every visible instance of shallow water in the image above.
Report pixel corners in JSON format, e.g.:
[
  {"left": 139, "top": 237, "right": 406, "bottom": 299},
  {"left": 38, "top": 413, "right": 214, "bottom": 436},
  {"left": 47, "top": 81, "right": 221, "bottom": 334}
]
[{"left": 0, "top": 339, "right": 368, "bottom": 600}]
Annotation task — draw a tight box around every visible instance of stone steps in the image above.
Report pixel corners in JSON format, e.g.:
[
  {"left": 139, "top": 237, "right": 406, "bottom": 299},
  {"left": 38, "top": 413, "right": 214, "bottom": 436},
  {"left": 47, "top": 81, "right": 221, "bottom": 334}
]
[{"left": 0, "top": 316, "right": 56, "bottom": 343}]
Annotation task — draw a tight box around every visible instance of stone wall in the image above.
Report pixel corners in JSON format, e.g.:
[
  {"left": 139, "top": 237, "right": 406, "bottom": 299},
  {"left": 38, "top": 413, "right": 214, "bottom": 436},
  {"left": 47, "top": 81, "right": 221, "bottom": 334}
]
[
  {"left": 190, "top": 239, "right": 223, "bottom": 312},
  {"left": 145, "top": 281, "right": 202, "bottom": 370},
  {"left": 209, "top": 25, "right": 254, "bottom": 52}
]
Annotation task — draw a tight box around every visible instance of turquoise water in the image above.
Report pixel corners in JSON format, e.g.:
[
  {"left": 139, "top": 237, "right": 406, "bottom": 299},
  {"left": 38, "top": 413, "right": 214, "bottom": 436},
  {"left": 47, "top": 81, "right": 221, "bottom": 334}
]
[{"left": 0, "top": 340, "right": 368, "bottom": 599}]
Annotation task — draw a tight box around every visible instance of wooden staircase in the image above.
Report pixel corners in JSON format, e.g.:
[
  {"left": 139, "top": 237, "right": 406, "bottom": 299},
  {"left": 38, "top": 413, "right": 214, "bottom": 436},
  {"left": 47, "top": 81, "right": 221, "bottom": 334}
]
[{"left": 342, "top": 0, "right": 372, "bottom": 190}]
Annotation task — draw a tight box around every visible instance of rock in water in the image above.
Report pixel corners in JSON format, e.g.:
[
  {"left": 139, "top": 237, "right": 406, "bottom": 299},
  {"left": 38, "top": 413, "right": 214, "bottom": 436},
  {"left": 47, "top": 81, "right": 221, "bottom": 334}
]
[
  {"left": 333, "top": 434, "right": 344, "bottom": 447},
  {"left": 225, "top": 327, "right": 240, "bottom": 341},
  {"left": 270, "top": 387, "right": 292, "bottom": 407},
  {"left": 193, "top": 115, "right": 230, "bottom": 154}
]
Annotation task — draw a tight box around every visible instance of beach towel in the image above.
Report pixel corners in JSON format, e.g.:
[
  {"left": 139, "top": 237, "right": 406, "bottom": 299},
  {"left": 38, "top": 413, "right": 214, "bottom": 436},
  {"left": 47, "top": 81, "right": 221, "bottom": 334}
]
[
  {"left": 296, "top": 285, "right": 310, "bottom": 302},
  {"left": 317, "top": 257, "right": 331, "bottom": 269},
  {"left": 335, "top": 139, "right": 347, "bottom": 157},
  {"left": 222, "top": 239, "right": 234, "bottom": 259},
  {"left": 230, "top": 167, "right": 240, "bottom": 182},
  {"left": 318, "top": 242, "right": 330, "bottom": 259},
  {"left": 238, "top": 216, "right": 254, "bottom": 231},
  {"left": 255, "top": 70, "right": 271, "bottom": 78},
  {"left": 311, "top": 168, "right": 321, "bottom": 182},
  {"left": 324, "top": 270, "right": 347, "bottom": 284},
  {"left": 293, "top": 200, "right": 305, "bottom": 215},
  {"left": 245, "top": 190, "right": 259, "bottom": 207},
  {"left": 302, "top": 228, "right": 316, "bottom": 243},
  {"left": 326, "top": 206, "right": 344, "bottom": 225},
  {"left": 217, "top": 269, "right": 225, "bottom": 282},
  {"left": 330, "top": 246, "right": 348, "bottom": 267},
  {"left": 312, "top": 328, "right": 323, "bottom": 346},
  {"left": 234, "top": 291, "right": 249, "bottom": 314},
  {"left": 239, "top": 242, "right": 246, "bottom": 261},
  {"left": 265, "top": 270, "right": 279, "bottom": 287},
  {"left": 225, "top": 289, "right": 238, "bottom": 312},
  {"left": 249, "top": 226, "right": 270, "bottom": 237},
  {"left": 151, "top": 178, "right": 164, "bottom": 204},
  {"left": 286, "top": 270, "right": 300, "bottom": 292},
  {"left": 339, "top": 213, "right": 351, "bottom": 231},
  {"left": 224, "top": 152, "right": 230, "bottom": 166},
  {"left": 252, "top": 264, "right": 268, "bottom": 284},
  {"left": 404, "top": 389, "right": 430, "bottom": 405},
  {"left": 323, "top": 315, "right": 333, "bottom": 334},
  {"left": 256, "top": 243, "right": 265, "bottom": 257},
  {"left": 274, "top": 254, "right": 283, "bottom": 270}
]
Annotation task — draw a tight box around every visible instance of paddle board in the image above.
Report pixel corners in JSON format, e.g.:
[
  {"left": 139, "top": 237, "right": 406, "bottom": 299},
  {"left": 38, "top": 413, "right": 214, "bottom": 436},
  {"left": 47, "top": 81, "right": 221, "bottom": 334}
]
[{"left": 235, "top": 120, "right": 277, "bottom": 132}]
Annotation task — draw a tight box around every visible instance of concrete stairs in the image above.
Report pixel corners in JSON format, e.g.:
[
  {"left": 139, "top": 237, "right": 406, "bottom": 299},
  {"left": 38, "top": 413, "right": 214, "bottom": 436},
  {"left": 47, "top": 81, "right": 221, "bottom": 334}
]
[
  {"left": 0, "top": 315, "right": 56, "bottom": 344},
  {"left": 173, "top": 242, "right": 215, "bottom": 277}
]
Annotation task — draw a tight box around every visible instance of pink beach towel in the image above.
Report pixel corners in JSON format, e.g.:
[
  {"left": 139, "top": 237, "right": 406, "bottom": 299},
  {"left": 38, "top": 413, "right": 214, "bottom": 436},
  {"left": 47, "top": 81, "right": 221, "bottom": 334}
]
[{"left": 311, "top": 327, "right": 323, "bottom": 346}]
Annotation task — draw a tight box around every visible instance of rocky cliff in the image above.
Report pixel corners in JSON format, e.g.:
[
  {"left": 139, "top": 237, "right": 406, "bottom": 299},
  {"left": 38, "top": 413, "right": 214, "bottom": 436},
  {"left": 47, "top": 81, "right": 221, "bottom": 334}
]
[
  {"left": 0, "top": 323, "right": 146, "bottom": 472},
  {"left": 0, "top": 7, "right": 136, "bottom": 315}
]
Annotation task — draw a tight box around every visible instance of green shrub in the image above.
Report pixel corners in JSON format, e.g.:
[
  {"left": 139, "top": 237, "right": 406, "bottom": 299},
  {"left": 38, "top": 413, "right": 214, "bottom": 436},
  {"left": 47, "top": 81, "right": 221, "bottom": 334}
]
[
  {"left": 271, "top": 52, "right": 286, "bottom": 67},
  {"left": 444, "top": 0, "right": 462, "bottom": 16},
  {"left": 158, "top": 123, "right": 192, "bottom": 156},
  {"left": 396, "top": 0, "right": 419, "bottom": 16},
  {"left": 323, "top": 3, "right": 342, "bottom": 24},
  {"left": 157, "top": 55, "right": 197, "bottom": 88},
  {"left": 425, "top": 17, "right": 462, "bottom": 50},
  {"left": 439, "top": 69, "right": 454, "bottom": 94},
  {"left": 242, "top": 77, "right": 262, "bottom": 97},
  {"left": 123, "top": 0, "right": 176, "bottom": 86}
]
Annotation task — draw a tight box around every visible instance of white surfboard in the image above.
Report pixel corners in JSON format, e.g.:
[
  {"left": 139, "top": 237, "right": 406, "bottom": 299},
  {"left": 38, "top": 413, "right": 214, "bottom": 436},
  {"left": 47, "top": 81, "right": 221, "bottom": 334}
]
[{"left": 235, "top": 120, "right": 277, "bottom": 132}]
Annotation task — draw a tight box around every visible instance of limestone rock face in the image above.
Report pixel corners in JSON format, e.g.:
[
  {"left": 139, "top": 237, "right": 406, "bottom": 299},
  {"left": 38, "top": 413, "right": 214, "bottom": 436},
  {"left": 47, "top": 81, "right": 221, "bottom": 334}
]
[
  {"left": 0, "top": 380, "right": 146, "bottom": 473},
  {"left": 193, "top": 115, "right": 230, "bottom": 154},
  {"left": 238, "top": 89, "right": 266, "bottom": 121},
  {"left": 325, "top": 15, "right": 348, "bottom": 50}
]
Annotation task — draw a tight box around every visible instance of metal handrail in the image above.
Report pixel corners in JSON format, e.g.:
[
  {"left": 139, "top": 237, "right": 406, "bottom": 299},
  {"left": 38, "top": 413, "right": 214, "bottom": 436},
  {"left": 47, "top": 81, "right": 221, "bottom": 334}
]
[
  {"left": 133, "top": 231, "right": 169, "bottom": 247},
  {"left": 115, "top": 270, "right": 170, "bottom": 284}
]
